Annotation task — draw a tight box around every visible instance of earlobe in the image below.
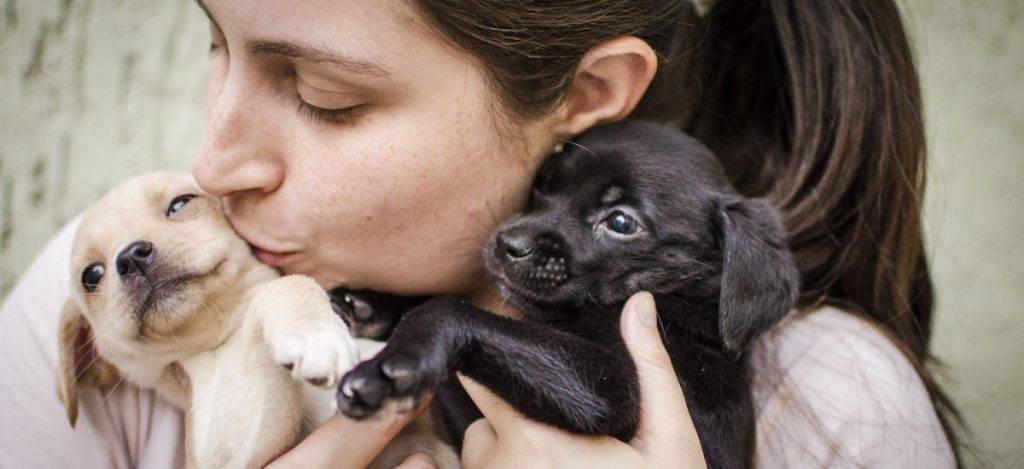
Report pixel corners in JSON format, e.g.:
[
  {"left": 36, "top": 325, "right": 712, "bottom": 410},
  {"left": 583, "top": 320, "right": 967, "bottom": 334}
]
[
  {"left": 56, "top": 298, "right": 118, "bottom": 427},
  {"left": 553, "top": 36, "right": 658, "bottom": 137}
]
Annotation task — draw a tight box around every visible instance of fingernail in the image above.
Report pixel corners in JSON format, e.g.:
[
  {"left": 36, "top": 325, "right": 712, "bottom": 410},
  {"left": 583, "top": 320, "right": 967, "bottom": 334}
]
[{"left": 631, "top": 292, "right": 657, "bottom": 327}]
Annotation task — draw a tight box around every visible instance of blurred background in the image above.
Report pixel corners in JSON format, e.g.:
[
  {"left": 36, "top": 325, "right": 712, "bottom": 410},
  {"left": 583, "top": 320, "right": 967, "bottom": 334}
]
[{"left": 1, "top": 1, "right": 1021, "bottom": 466}]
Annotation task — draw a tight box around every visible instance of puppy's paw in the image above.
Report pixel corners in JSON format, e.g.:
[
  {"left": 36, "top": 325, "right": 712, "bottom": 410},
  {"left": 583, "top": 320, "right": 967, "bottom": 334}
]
[
  {"left": 328, "top": 289, "right": 428, "bottom": 340},
  {"left": 268, "top": 324, "right": 359, "bottom": 388},
  {"left": 329, "top": 290, "right": 385, "bottom": 340},
  {"left": 337, "top": 343, "right": 447, "bottom": 419}
]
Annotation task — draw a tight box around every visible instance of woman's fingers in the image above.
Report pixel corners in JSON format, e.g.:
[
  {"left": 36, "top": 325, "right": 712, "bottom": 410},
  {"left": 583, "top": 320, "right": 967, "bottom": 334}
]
[
  {"left": 457, "top": 293, "right": 706, "bottom": 468},
  {"left": 266, "top": 399, "right": 429, "bottom": 469},
  {"left": 620, "top": 291, "right": 706, "bottom": 467},
  {"left": 457, "top": 374, "right": 525, "bottom": 434},
  {"left": 460, "top": 418, "right": 498, "bottom": 469}
]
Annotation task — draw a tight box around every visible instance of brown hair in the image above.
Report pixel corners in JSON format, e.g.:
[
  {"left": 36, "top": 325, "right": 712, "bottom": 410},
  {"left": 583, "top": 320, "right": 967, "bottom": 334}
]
[{"left": 410, "top": 0, "right": 963, "bottom": 463}]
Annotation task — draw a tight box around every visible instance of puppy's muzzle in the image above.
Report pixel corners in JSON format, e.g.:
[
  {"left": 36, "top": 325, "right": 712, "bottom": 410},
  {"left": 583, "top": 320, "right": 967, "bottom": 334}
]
[
  {"left": 117, "top": 241, "right": 156, "bottom": 278},
  {"left": 494, "top": 226, "right": 570, "bottom": 290},
  {"left": 115, "top": 240, "right": 185, "bottom": 320}
]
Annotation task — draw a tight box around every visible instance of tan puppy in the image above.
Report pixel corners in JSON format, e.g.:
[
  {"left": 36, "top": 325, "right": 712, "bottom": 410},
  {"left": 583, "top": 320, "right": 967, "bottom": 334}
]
[{"left": 56, "top": 172, "right": 457, "bottom": 468}]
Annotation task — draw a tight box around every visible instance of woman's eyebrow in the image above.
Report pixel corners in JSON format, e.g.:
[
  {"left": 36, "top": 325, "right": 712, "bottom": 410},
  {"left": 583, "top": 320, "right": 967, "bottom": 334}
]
[
  {"left": 192, "top": 0, "right": 390, "bottom": 79},
  {"left": 248, "top": 40, "right": 392, "bottom": 78}
]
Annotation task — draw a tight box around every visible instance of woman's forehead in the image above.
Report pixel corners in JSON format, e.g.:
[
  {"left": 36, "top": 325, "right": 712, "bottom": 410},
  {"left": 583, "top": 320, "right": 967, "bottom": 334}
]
[{"left": 196, "top": 0, "right": 450, "bottom": 80}]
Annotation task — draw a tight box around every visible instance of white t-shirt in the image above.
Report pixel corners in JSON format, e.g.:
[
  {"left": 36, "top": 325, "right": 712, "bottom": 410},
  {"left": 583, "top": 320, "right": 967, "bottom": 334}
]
[{"left": 0, "top": 219, "right": 954, "bottom": 467}]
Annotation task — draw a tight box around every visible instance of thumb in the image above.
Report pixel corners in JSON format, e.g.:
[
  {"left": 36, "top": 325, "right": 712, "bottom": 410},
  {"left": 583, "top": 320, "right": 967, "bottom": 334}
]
[{"left": 620, "top": 292, "right": 705, "bottom": 466}]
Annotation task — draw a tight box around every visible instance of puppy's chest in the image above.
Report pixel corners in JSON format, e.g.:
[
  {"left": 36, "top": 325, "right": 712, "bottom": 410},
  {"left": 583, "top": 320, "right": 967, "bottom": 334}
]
[
  {"left": 535, "top": 304, "right": 625, "bottom": 343},
  {"left": 179, "top": 332, "right": 309, "bottom": 464}
]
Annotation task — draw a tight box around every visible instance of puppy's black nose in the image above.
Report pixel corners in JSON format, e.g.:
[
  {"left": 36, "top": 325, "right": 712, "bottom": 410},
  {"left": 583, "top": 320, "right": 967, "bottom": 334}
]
[
  {"left": 496, "top": 229, "right": 534, "bottom": 260},
  {"left": 116, "top": 241, "right": 155, "bottom": 277}
]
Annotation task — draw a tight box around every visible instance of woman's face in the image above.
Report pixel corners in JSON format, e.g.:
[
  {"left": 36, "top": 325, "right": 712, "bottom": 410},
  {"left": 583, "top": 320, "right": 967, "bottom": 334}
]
[{"left": 192, "top": 0, "right": 555, "bottom": 298}]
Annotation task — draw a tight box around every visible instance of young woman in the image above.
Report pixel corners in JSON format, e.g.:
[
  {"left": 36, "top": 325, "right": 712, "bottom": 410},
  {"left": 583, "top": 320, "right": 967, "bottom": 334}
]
[{"left": 0, "top": 0, "right": 960, "bottom": 467}]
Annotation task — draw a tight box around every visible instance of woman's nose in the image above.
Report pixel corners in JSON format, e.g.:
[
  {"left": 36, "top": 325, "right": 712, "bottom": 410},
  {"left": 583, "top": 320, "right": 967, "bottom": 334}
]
[{"left": 192, "top": 73, "right": 284, "bottom": 198}]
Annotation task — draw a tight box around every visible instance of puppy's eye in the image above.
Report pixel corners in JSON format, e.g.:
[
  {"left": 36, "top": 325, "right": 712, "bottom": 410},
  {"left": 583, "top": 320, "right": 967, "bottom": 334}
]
[
  {"left": 166, "top": 194, "right": 197, "bottom": 217},
  {"left": 329, "top": 291, "right": 355, "bottom": 314},
  {"left": 603, "top": 211, "right": 643, "bottom": 236},
  {"left": 342, "top": 294, "right": 355, "bottom": 310},
  {"left": 81, "top": 264, "right": 105, "bottom": 292}
]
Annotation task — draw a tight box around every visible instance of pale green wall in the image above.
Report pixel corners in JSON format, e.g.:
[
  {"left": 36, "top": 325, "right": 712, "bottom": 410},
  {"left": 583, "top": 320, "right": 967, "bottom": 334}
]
[
  {"left": 1, "top": 1, "right": 1021, "bottom": 465},
  {"left": 905, "top": 1, "right": 1024, "bottom": 466},
  {"left": 0, "top": 1, "right": 208, "bottom": 294}
]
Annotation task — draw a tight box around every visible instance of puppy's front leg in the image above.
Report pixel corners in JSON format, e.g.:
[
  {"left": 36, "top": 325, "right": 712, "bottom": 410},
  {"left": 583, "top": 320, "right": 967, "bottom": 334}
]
[
  {"left": 252, "top": 275, "right": 360, "bottom": 389},
  {"left": 186, "top": 276, "right": 360, "bottom": 468},
  {"left": 338, "top": 296, "right": 641, "bottom": 441}
]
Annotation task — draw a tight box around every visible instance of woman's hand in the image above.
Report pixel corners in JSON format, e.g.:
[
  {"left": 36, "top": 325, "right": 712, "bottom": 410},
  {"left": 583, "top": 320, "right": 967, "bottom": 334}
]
[
  {"left": 459, "top": 291, "right": 707, "bottom": 469},
  {"left": 266, "top": 399, "right": 436, "bottom": 469}
]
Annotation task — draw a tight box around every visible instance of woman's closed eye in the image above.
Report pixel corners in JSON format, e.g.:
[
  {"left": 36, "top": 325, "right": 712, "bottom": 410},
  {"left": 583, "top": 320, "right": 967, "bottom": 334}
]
[
  {"left": 294, "top": 75, "right": 366, "bottom": 125},
  {"left": 295, "top": 99, "right": 364, "bottom": 124}
]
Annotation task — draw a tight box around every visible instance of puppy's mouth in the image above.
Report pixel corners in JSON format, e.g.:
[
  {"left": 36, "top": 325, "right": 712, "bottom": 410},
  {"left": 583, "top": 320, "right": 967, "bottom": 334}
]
[
  {"left": 129, "top": 260, "right": 225, "bottom": 324},
  {"left": 494, "top": 275, "right": 561, "bottom": 312},
  {"left": 485, "top": 252, "right": 573, "bottom": 312}
]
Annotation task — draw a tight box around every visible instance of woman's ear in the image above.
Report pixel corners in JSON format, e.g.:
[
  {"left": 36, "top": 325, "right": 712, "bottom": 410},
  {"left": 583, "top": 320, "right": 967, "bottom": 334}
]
[
  {"left": 551, "top": 36, "right": 658, "bottom": 138},
  {"left": 713, "top": 197, "right": 800, "bottom": 354},
  {"left": 56, "top": 298, "right": 118, "bottom": 427}
]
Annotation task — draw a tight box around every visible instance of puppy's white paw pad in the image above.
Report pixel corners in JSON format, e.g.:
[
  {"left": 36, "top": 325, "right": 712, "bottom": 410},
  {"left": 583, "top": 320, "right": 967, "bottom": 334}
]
[
  {"left": 274, "top": 326, "right": 358, "bottom": 388},
  {"left": 269, "top": 333, "right": 306, "bottom": 372}
]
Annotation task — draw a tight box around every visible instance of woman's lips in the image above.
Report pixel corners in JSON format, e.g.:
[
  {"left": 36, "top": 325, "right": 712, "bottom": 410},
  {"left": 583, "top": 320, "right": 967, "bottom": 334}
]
[
  {"left": 222, "top": 215, "right": 303, "bottom": 268},
  {"left": 250, "top": 245, "right": 301, "bottom": 267}
]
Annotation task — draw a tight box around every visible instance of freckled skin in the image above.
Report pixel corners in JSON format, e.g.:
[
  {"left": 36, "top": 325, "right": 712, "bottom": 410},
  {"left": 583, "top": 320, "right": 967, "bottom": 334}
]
[
  {"left": 338, "top": 121, "right": 801, "bottom": 469},
  {"left": 192, "top": 0, "right": 556, "bottom": 300}
]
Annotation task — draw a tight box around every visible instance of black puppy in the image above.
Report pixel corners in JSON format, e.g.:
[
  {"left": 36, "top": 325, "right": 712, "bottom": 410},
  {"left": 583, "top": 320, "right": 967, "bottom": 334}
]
[
  {"left": 336, "top": 120, "right": 799, "bottom": 468},
  {"left": 328, "top": 288, "right": 430, "bottom": 340}
]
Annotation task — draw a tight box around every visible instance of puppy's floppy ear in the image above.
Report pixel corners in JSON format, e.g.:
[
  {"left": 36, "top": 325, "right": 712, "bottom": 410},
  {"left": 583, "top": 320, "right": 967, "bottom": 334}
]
[
  {"left": 713, "top": 196, "right": 800, "bottom": 354},
  {"left": 56, "top": 298, "right": 118, "bottom": 427}
]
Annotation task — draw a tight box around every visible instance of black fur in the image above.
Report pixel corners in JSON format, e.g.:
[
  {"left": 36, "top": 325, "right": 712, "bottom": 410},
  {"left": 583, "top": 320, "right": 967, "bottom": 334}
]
[
  {"left": 336, "top": 120, "right": 799, "bottom": 468},
  {"left": 328, "top": 288, "right": 430, "bottom": 340}
]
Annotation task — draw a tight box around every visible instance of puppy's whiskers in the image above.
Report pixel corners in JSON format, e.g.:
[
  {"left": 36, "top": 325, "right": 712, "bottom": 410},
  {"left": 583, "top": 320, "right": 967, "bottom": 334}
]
[
  {"left": 564, "top": 140, "right": 594, "bottom": 157},
  {"left": 71, "top": 333, "right": 109, "bottom": 383},
  {"left": 169, "top": 329, "right": 184, "bottom": 346},
  {"left": 102, "top": 372, "right": 128, "bottom": 404}
]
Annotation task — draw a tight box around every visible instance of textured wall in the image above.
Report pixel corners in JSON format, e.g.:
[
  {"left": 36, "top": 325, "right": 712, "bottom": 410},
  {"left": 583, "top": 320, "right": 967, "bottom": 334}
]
[
  {"left": 1, "top": 0, "right": 1022, "bottom": 465},
  {"left": 0, "top": 0, "right": 208, "bottom": 294},
  {"left": 905, "top": 1, "right": 1024, "bottom": 466}
]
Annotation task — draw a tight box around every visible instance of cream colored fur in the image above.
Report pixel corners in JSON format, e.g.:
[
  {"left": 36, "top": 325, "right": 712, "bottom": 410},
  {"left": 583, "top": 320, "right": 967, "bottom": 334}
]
[{"left": 55, "top": 172, "right": 457, "bottom": 469}]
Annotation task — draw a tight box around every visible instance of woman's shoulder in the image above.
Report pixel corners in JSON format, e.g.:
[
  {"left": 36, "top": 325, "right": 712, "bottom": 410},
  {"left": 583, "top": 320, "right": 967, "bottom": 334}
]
[
  {"left": 1, "top": 216, "right": 80, "bottom": 324},
  {"left": 749, "top": 305, "right": 955, "bottom": 467},
  {"left": 753, "top": 305, "right": 914, "bottom": 378}
]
